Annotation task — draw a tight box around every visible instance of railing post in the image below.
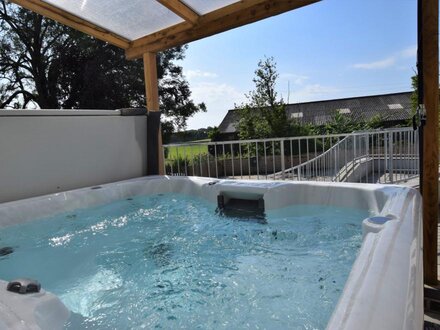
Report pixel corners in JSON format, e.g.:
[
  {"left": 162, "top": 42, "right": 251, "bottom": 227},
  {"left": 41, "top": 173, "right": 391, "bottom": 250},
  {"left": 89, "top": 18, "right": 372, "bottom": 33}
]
[
  {"left": 383, "top": 133, "right": 388, "bottom": 182},
  {"left": 281, "top": 140, "right": 285, "bottom": 179},
  {"left": 214, "top": 142, "right": 218, "bottom": 178},
  {"left": 334, "top": 139, "right": 338, "bottom": 180},
  {"left": 415, "top": 129, "right": 419, "bottom": 175},
  {"left": 353, "top": 134, "right": 357, "bottom": 160},
  {"left": 256, "top": 142, "right": 260, "bottom": 180},
  {"left": 298, "top": 140, "right": 301, "bottom": 180},
  {"left": 366, "top": 134, "right": 369, "bottom": 157},
  {"left": 389, "top": 132, "right": 394, "bottom": 183},
  {"left": 163, "top": 147, "right": 166, "bottom": 175}
]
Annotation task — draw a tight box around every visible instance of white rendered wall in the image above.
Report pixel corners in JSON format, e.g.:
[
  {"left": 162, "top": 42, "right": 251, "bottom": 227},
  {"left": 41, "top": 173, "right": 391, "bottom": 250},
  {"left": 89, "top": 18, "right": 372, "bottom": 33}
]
[{"left": 0, "top": 110, "right": 147, "bottom": 203}]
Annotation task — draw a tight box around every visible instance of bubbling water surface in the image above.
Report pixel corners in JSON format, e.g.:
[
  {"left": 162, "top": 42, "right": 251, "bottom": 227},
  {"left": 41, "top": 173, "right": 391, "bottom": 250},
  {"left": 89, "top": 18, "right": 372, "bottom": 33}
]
[{"left": 0, "top": 193, "right": 369, "bottom": 329}]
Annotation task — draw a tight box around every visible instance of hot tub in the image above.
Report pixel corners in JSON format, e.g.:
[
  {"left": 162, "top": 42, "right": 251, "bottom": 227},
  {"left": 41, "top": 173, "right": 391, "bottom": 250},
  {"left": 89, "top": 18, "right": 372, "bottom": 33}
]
[{"left": 0, "top": 176, "right": 423, "bottom": 329}]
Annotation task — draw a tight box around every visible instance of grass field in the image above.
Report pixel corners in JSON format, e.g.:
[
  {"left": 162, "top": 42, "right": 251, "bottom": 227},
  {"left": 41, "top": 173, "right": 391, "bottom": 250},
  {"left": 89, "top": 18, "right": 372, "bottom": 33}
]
[{"left": 165, "top": 139, "right": 209, "bottom": 160}]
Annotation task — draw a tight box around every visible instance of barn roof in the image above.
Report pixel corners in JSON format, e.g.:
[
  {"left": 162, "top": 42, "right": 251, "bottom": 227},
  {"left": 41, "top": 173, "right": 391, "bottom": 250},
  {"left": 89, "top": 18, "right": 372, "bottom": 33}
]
[{"left": 218, "top": 91, "right": 413, "bottom": 134}]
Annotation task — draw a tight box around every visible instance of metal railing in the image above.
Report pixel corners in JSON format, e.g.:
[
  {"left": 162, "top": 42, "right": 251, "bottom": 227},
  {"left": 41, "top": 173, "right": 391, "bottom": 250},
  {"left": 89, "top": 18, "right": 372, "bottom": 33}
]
[{"left": 163, "top": 127, "right": 419, "bottom": 184}]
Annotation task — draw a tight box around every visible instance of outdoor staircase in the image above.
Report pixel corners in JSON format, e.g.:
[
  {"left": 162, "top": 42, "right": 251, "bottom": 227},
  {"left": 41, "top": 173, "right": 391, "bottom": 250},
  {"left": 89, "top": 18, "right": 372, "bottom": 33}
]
[
  {"left": 273, "top": 135, "right": 351, "bottom": 180},
  {"left": 333, "top": 156, "right": 373, "bottom": 182},
  {"left": 425, "top": 285, "right": 440, "bottom": 329},
  {"left": 274, "top": 134, "right": 365, "bottom": 182}
]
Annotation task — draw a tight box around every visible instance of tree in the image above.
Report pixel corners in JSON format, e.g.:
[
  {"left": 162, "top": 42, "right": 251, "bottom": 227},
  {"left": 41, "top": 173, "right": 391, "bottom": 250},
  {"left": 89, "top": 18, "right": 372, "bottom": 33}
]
[
  {"left": 207, "top": 126, "right": 221, "bottom": 141},
  {"left": 410, "top": 74, "right": 419, "bottom": 113},
  {"left": 312, "top": 111, "right": 386, "bottom": 135},
  {"left": 237, "top": 57, "right": 290, "bottom": 139},
  {"left": 0, "top": 1, "right": 205, "bottom": 131},
  {"left": 321, "top": 112, "right": 364, "bottom": 135}
]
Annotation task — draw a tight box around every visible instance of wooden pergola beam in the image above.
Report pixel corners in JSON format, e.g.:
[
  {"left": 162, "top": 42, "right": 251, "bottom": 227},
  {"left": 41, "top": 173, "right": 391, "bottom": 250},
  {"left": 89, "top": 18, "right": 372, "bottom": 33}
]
[
  {"left": 9, "top": 0, "right": 130, "bottom": 49},
  {"left": 422, "top": 0, "right": 439, "bottom": 285},
  {"left": 126, "top": 0, "right": 319, "bottom": 59},
  {"left": 128, "top": 0, "right": 271, "bottom": 52},
  {"left": 156, "top": 0, "right": 199, "bottom": 25}
]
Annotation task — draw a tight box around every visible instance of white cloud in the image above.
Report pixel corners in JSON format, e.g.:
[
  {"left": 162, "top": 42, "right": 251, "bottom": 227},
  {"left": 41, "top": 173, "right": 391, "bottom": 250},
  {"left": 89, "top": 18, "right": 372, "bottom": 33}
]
[
  {"left": 280, "top": 73, "right": 309, "bottom": 85},
  {"left": 352, "top": 45, "right": 417, "bottom": 70},
  {"left": 186, "top": 82, "right": 246, "bottom": 129},
  {"left": 184, "top": 69, "right": 218, "bottom": 79},
  {"left": 400, "top": 45, "right": 417, "bottom": 58},
  {"left": 190, "top": 82, "right": 244, "bottom": 104},
  {"left": 352, "top": 57, "right": 396, "bottom": 70}
]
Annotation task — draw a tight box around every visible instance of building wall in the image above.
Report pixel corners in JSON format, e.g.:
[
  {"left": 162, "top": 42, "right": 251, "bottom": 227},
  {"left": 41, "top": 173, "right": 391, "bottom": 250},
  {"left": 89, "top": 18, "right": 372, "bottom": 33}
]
[{"left": 0, "top": 110, "right": 147, "bottom": 203}]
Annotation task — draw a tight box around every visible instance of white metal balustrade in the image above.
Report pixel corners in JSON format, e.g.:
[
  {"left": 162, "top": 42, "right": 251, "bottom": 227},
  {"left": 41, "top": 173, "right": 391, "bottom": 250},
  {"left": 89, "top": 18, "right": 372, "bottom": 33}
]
[{"left": 163, "top": 127, "right": 419, "bottom": 184}]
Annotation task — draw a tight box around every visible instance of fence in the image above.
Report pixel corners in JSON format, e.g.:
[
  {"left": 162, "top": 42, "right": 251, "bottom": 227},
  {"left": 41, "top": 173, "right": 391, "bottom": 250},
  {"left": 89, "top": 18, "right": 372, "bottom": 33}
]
[{"left": 163, "top": 127, "right": 419, "bottom": 184}]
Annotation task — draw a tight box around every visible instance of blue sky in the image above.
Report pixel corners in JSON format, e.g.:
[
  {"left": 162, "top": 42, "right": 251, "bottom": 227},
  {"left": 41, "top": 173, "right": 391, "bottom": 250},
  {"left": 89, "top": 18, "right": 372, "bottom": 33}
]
[{"left": 178, "top": 0, "right": 417, "bottom": 130}]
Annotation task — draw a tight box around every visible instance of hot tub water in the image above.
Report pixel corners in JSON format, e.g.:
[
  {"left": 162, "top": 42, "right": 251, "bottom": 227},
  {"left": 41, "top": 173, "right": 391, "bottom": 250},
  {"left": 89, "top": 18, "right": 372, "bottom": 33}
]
[{"left": 0, "top": 193, "right": 369, "bottom": 329}]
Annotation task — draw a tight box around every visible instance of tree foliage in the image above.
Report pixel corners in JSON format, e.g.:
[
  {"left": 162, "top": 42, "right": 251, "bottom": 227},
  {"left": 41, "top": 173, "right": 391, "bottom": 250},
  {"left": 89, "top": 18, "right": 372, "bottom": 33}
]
[
  {"left": 316, "top": 112, "right": 385, "bottom": 135},
  {"left": 235, "top": 56, "right": 382, "bottom": 140},
  {"left": 237, "top": 57, "right": 291, "bottom": 139},
  {"left": 236, "top": 56, "right": 387, "bottom": 140},
  {"left": 0, "top": 1, "right": 205, "bottom": 131},
  {"left": 207, "top": 126, "right": 221, "bottom": 141},
  {"left": 410, "top": 74, "right": 419, "bottom": 113}
]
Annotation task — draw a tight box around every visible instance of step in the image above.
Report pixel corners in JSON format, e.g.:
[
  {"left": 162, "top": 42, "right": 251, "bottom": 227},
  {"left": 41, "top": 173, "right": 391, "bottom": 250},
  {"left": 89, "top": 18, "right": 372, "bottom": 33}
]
[{"left": 425, "top": 285, "right": 440, "bottom": 314}]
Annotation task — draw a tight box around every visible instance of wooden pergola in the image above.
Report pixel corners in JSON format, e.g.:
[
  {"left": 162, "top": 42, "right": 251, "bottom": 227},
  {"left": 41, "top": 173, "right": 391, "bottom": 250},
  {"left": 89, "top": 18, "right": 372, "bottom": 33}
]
[
  {"left": 9, "top": 0, "right": 320, "bottom": 175},
  {"left": 9, "top": 0, "right": 439, "bottom": 285}
]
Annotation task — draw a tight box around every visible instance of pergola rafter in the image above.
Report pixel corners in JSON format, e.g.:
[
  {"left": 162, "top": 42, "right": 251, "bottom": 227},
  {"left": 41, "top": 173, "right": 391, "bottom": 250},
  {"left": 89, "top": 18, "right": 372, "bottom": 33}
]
[
  {"left": 126, "top": 0, "right": 319, "bottom": 59},
  {"left": 156, "top": 0, "right": 200, "bottom": 25}
]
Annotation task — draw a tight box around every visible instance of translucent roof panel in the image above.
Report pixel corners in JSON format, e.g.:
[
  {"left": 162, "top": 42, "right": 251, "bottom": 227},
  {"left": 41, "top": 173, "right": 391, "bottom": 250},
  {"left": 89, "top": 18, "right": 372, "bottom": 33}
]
[
  {"left": 337, "top": 108, "right": 351, "bottom": 114},
  {"left": 182, "top": 0, "right": 240, "bottom": 15},
  {"left": 42, "top": 0, "right": 184, "bottom": 40},
  {"left": 388, "top": 104, "right": 404, "bottom": 110}
]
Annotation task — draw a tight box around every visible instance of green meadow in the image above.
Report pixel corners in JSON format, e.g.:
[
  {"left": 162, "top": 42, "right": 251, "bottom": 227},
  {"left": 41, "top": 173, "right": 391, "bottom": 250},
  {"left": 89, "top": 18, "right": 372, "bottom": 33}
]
[{"left": 165, "top": 140, "right": 209, "bottom": 160}]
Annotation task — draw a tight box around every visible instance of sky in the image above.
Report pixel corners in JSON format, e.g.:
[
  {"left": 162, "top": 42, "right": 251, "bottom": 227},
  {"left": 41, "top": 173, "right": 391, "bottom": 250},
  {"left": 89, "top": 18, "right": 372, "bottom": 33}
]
[{"left": 178, "top": 0, "right": 417, "bottom": 130}]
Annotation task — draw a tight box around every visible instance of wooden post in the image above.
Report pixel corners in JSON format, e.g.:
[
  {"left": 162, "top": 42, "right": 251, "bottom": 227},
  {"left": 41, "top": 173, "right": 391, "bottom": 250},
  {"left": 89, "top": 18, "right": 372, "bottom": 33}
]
[
  {"left": 143, "top": 52, "right": 164, "bottom": 175},
  {"left": 422, "top": 0, "right": 439, "bottom": 285}
]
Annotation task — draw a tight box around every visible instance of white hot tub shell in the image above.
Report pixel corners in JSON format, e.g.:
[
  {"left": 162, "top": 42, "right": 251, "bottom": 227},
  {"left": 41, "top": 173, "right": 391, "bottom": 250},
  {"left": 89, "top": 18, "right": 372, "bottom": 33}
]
[{"left": 0, "top": 176, "right": 423, "bottom": 330}]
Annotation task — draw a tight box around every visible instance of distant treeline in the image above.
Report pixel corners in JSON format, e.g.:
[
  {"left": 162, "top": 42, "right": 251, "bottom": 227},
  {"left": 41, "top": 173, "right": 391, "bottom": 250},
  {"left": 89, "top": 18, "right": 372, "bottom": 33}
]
[{"left": 169, "top": 127, "right": 216, "bottom": 143}]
